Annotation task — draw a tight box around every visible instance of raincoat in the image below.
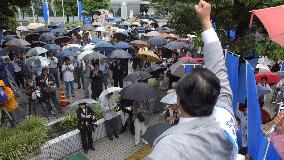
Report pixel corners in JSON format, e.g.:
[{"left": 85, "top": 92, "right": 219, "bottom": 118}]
[{"left": 0, "top": 80, "right": 17, "bottom": 112}]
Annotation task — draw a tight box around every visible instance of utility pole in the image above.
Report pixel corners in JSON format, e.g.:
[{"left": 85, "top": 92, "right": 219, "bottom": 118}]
[{"left": 62, "top": 0, "right": 65, "bottom": 23}]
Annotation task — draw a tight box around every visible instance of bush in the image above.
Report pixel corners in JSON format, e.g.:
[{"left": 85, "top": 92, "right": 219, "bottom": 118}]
[
  {"left": 59, "top": 105, "right": 103, "bottom": 133},
  {"left": 65, "top": 21, "right": 84, "bottom": 30},
  {"left": 0, "top": 117, "right": 48, "bottom": 160}
]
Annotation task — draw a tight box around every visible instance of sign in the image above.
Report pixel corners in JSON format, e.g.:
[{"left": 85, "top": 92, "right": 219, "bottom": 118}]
[{"left": 83, "top": 17, "right": 92, "bottom": 25}]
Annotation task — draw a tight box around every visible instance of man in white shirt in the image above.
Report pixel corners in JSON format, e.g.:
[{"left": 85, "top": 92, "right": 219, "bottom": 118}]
[
  {"left": 99, "top": 59, "right": 109, "bottom": 90},
  {"left": 61, "top": 57, "right": 75, "bottom": 98},
  {"left": 47, "top": 51, "right": 60, "bottom": 87}
]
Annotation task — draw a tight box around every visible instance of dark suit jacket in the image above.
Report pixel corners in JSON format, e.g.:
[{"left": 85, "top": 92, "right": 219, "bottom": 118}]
[{"left": 76, "top": 106, "right": 95, "bottom": 130}]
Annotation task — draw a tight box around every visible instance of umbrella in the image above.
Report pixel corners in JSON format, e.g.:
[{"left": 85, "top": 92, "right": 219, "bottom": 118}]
[
  {"left": 27, "top": 23, "right": 45, "bottom": 30},
  {"left": 94, "top": 41, "right": 115, "bottom": 53},
  {"left": 95, "top": 27, "right": 106, "bottom": 32},
  {"left": 130, "top": 40, "right": 149, "bottom": 48},
  {"left": 160, "top": 92, "right": 177, "bottom": 104},
  {"left": 80, "top": 24, "right": 95, "bottom": 31},
  {"left": 50, "top": 28, "right": 65, "bottom": 34},
  {"left": 142, "top": 123, "right": 171, "bottom": 146},
  {"left": 27, "top": 47, "right": 48, "bottom": 57},
  {"left": 27, "top": 56, "right": 50, "bottom": 67},
  {"left": 3, "top": 31, "right": 17, "bottom": 36},
  {"left": 4, "top": 45, "right": 20, "bottom": 52},
  {"left": 170, "top": 59, "right": 201, "bottom": 77},
  {"left": 160, "top": 33, "right": 179, "bottom": 39},
  {"left": 145, "top": 31, "right": 160, "bottom": 37},
  {"left": 63, "top": 44, "right": 82, "bottom": 50},
  {"left": 136, "top": 48, "right": 160, "bottom": 62},
  {"left": 113, "top": 33, "right": 128, "bottom": 41},
  {"left": 145, "top": 64, "right": 167, "bottom": 75},
  {"left": 121, "top": 21, "right": 131, "bottom": 26},
  {"left": 119, "top": 83, "right": 158, "bottom": 101},
  {"left": 82, "top": 43, "right": 96, "bottom": 51},
  {"left": 43, "top": 44, "right": 61, "bottom": 50},
  {"left": 32, "top": 27, "right": 49, "bottom": 33},
  {"left": 54, "top": 36, "right": 71, "bottom": 44},
  {"left": 68, "top": 99, "right": 97, "bottom": 112},
  {"left": 92, "top": 38, "right": 103, "bottom": 43},
  {"left": 164, "top": 41, "right": 186, "bottom": 50},
  {"left": 99, "top": 87, "right": 122, "bottom": 100},
  {"left": 180, "top": 56, "right": 204, "bottom": 62},
  {"left": 114, "top": 41, "right": 132, "bottom": 49},
  {"left": 250, "top": 5, "right": 284, "bottom": 47},
  {"left": 0, "top": 49, "right": 9, "bottom": 57},
  {"left": 124, "top": 71, "right": 152, "bottom": 82},
  {"left": 148, "top": 36, "right": 167, "bottom": 46},
  {"left": 16, "top": 26, "right": 29, "bottom": 31},
  {"left": 110, "top": 49, "right": 132, "bottom": 59},
  {"left": 136, "top": 26, "right": 146, "bottom": 31},
  {"left": 255, "top": 72, "right": 282, "bottom": 84},
  {"left": 39, "top": 32, "right": 55, "bottom": 42},
  {"left": 25, "top": 33, "right": 40, "bottom": 42},
  {"left": 82, "top": 51, "right": 106, "bottom": 60},
  {"left": 3, "top": 35, "right": 18, "bottom": 41},
  {"left": 31, "top": 41, "right": 47, "bottom": 48},
  {"left": 5, "top": 39, "right": 31, "bottom": 47},
  {"left": 78, "top": 50, "right": 93, "bottom": 60},
  {"left": 92, "top": 22, "right": 103, "bottom": 26},
  {"left": 132, "top": 22, "right": 141, "bottom": 26},
  {"left": 57, "top": 49, "right": 77, "bottom": 57},
  {"left": 256, "top": 64, "right": 270, "bottom": 73}
]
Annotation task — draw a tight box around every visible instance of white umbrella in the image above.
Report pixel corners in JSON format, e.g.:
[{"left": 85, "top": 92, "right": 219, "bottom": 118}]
[
  {"left": 115, "top": 29, "right": 126, "bottom": 33},
  {"left": 99, "top": 87, "right": 122, "bottom": 100},
  {"left": 64, "top": 44, "right": 82, "bottom": 49},
  {"left": 16, "top": 26, "right": 29, "bottom": 31},
  {"left": 256, "top": 64, "right": 270, "bottom": 73},
  {"left": 96, "top": 27, "right": 106, "bottom": 32},
  {"left": 78, "top": 50, "right": 93, "bottom": 60},
  {"left": 27, "top": 47, "right": 48, "bottom": 57},
  {"left": 160, "top": 92, "right": 177, "bottom": 105},
  {"left": 70, "top": 99, "right": 97, "bottom": 107},
  {"left": 27, "top": 56, "right": 50, "bottom": 67},
  {"left": 257, "top": 84, "right": 272, "bottom": 96},
  {"left": 27, "top": 23, "right": 45, "bottom": 30},
  {"left": 145, "top": 31, "right": 160, "bottom": 37},
  {"left": 82, "top": 43, "right": 96, "bottom": 51}
]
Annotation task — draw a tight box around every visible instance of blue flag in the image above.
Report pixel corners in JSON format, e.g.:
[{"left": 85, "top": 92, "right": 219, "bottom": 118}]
[
  {"left": 246, "top": 63, "right": 267, "bottom": 160},
  {"left": 77, "top": 0, "right": 83, "bottom": 21},
  {"left": 266, "top": 142, "right": 281, "bottom": 160},
  {"left": 225, "top": 52, "right": 239, "bottom": 114},
  {"left": 42, "top": 1, "right": 49, "bottom": 23}
]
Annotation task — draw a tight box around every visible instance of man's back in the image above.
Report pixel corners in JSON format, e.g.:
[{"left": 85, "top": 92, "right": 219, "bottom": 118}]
[{"left": 148, "top": 116, "right": 233, "bottom": 160}]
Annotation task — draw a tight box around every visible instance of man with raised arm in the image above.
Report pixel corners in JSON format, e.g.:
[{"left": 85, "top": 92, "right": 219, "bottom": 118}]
[{"left": 147, "top": 1, "right": 237, "bottom": 159}]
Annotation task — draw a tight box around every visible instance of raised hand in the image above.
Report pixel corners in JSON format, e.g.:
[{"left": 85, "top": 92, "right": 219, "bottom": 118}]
[{"left": 194, "top": 0, "right": 213, "bottom": 31}]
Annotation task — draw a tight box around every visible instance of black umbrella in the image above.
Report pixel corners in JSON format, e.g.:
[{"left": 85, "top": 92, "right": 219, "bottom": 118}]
[
  {"left": 50, "top": 28, "right": 65, "bottom": 34},
  {"left": 31, "top": 41, "right": 47, "bottom": 48},
  {"left": 3, "top": 35, "right": 19, "bottom": 41},
  {"left": 110, "top": 49, "right": 132, "bottom": 59},
  {"left": 47, "top": 25, "right": 58, "bottom": 29},
  {"left": 142, "top": 123, "right": 171, "bottom": 146},
  {"left": 124, "top": 71, "right": 152, "bottom": 82},
  {"left": 54, "top": 36, "right": 71, "bottom": 44},
  {"left": 113, "top": 33, "right": 128, "bottom": 41},
  {"left": 25, "top": 33, "right": 40, "bottom": 43},
  {"left": 119, "top": 83, "right": 158, "bottom": 102},
  {"left": 145, "top": 64, "right": 167, "bottom": 75},
  {"left": 39, "top": 32, "right": 55, "bottom": 42},
  {"left": 32, "top": 27, "right": 49, "bottom": 33},
  {"left": 3, "top": 31, "right": 17, "bottom": 36}
]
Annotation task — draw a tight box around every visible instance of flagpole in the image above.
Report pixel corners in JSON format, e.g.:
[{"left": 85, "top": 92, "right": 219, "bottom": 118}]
[
  {"left": 62, "top": 0, "right": 65, "bottom": 24},
  {"left": 31, "top": 3, "right": 36, "bottom": 23}
]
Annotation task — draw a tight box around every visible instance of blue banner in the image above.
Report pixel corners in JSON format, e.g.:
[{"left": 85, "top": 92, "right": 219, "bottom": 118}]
[
  {"left": 77, "top": 0, "right": 83, "bottom": 21},
  {"left": 42, "top": 1, "right": 49, "bottom": 23},
  {"left": 246, "top": 63, "right": 267, "bottom": 160},
  {"left": 225, "top": 52, "right": 239, "bottom": 114},
  {"left": 266, "top": 142, "right": 281, "bottom": 160}
]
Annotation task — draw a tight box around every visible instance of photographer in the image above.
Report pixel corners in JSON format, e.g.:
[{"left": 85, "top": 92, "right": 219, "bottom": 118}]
[
  {"left": 76, "top": 102, "right": 96, "bottom": 154},
  {"left": 38, "top": 68, "right": 62, "bottom": 115},
  {"left": 62, "top": 57, "right": 75, "bottom": 98}
]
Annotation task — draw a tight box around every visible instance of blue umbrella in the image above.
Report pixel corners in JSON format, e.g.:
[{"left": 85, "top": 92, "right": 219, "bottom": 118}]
[
  {"left": 136, "top": 26, "right": 145, "bottom": 31},
  {"left": 164, "top": 41, "right": 185, "bottom": 50},
  {"left": 114, "top": 42, "right": 132, "bottom": 49},
  {"left": 110, "top": 49, "right": 132, "bottom": 59},
  {"left": 43, "top": 44, "right": 61, "bottom": 50},
  {"left": 94, "top": 41, "right": 115, "bottom": 54},
  {"left": 0, "top": 49, "right": 9, "bottom": 57},
  {"left": 57, "top": 49, "right": 77, "bottom": 57},
  {"left": 92, "top": 38, "right": 103, "bottom": 43},
  {"left": 148, "top": 36, "right": 167, "bottom": 46}
]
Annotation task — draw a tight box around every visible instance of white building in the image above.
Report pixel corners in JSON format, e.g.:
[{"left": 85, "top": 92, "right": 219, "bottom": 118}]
[{"left": 109, "top": 0, "right": 152, "bottom": 18}]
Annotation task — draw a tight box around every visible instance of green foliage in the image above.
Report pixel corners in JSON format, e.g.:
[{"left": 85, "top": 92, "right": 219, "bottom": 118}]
[
  {"left": 0, "top": 117, "right": 48, "bottom": 160},
  {"left": 59, "top": 105, "right": 103, "bottom": 133},
  {"left": 0, "top": 0, "right": 31, "bottom": 29},
  {"left": 65, "top": 21, "right": 84, "bottom": 30},
  {"left": 256, "top": 39, "right": 284, "bottom": 59},
  {"left": 151, "top": 0, "right": 284, "bottom": 58},
  {"left": 82, "top": 0, "right": 110, "bottom": 16}
]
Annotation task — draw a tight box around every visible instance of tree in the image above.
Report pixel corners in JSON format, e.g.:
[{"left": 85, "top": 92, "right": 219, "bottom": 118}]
[
  {"left": 151, "top": 0, "right": 284, "bottom": 58},
  {"left": 54, "top": 0, "right": 78, "bottom": 22},
  {"left": 82, "top": 0, "right": 110, "bottom": 15},
  {"left": 0, "top": 0, "right": 31, "bottom": 29}
]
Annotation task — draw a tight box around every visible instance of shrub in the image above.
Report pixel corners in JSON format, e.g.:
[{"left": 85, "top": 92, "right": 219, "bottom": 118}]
[
  {"left": 0, "top": 117, "right": 48, "bottom": 160},
  {"left": 59, "top": 105, "right": 103, "bottom": 133},
  {"left": 65, "top": 21, "right": 84, "bottom": 30}
]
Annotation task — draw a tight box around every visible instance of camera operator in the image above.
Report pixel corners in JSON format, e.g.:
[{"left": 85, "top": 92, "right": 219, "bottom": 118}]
[
  {"left": 38, "top": 68, "right": 62, "bottom": 115},
  {"left": 76, "top": 102, "right": 96, "bottom": 154}
]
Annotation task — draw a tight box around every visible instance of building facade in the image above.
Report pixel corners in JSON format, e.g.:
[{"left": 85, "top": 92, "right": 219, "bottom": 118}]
[{"left": 109, "top": 0, "right": 151, "bottom": 18}]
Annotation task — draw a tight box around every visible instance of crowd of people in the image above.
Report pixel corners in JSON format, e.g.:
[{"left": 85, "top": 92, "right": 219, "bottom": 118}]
[{"left": 1, "top": 0, "right": 284, "bottom": 159}]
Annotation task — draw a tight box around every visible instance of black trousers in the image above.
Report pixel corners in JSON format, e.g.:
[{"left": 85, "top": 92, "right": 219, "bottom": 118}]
[
  {"left": 105, "top": 117, "right": 119, "bottom": 138},
  {"left": 79, "top": 127, "right": 93, "bottom": 150},
  {"left": 114, "top": 79, "right": 123, "bottom": 88},
  {"left": 14, "top": 71, "right": 25, "bottom": 88}
]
